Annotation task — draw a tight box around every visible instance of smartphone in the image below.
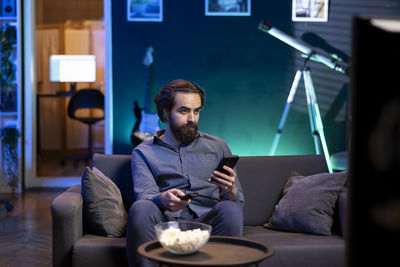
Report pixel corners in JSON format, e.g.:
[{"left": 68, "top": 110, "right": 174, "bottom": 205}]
[
  {"left": 215, "top": 155, "right": 240, "bottom": 175},
  {"left": 179, "top": 192, "right": 199, "bottom": 200}
]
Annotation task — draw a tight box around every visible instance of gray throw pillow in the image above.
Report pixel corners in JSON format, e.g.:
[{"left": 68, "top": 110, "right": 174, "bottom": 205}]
[
  {"left": 81, "top": 166, "right": 127, "bottom": 237},
  {"left": 264, "top": 171, "right": 347, "bottom": 235}
]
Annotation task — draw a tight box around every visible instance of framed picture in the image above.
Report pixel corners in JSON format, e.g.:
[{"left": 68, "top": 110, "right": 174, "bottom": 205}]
[
  {"left": 205, "top": 0, "right": 251, "bottom": 16},
  {"left": 292, "top": 0, "right": 328, "bottom": 22},
  {"left": 127, "top": 0, "right": 163, "bottom": 22}
]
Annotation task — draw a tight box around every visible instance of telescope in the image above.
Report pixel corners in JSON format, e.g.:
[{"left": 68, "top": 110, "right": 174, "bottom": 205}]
[
  {"left": 258, "top": 20, "right": 348, "bottom": 75},
  {"left": 258, "top": 20, "right": 344, "bottom": 173}
]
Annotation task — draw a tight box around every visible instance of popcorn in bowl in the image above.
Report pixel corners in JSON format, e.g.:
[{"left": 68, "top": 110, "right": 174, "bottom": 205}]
[{"left": 155, "top": 221, "right": 212, "bottom": 255}]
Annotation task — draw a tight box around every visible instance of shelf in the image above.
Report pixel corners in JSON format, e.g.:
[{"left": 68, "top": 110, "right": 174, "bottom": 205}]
[
  {"left": 0, "top": 17, "right": 17, "bottom": 21},
  {"left": 0, "top": 112, "right": 18, "bottom": 116},
  {"left": 0, "top": 4, "right": 20, "bottom": 194}
]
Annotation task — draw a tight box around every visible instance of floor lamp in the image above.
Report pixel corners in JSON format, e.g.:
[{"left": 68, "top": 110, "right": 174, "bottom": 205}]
[
  {"left": 49, "top": 54, "right": 96, "bottom": 94},
  {"left": 258, "top": 21, "right": 348, "bottom": 173},
  {"left": 37, "top": 55, "right": 97, "bottom": 155}
]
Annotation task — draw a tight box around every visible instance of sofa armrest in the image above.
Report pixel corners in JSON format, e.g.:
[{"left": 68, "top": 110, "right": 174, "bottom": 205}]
[{"left": 51, "top": 185, "right": 83, "bottom": 267}]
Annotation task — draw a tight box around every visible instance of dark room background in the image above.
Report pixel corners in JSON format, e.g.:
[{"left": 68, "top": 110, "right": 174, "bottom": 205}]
[{"left": 111, "top": 0, "right": 400, "bottom": 156}]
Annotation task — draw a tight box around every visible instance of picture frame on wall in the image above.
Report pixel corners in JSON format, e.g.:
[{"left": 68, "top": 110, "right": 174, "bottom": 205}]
[
  {"left": 127, "top": 0, "right": 163, "bottom": 22},
  {"left": 292, "top": 0, "right": 328, "bottom": 22},
  {"left": 205, "top": 0, "right": 251, "bottom": 16}
]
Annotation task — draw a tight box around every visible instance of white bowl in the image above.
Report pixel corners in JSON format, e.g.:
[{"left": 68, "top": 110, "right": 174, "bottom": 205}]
[{"left": 155, "top": 221, "right": 212, "bottom": 255}]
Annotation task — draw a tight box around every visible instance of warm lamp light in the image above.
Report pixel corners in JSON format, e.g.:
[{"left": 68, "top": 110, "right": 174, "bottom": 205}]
[{"left": 49, "top": 55, "right": 96, "bottom": 92}]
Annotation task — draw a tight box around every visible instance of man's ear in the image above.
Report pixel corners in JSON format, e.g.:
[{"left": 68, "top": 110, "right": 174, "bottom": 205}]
[{"left": 163, "top": 108, "right": 169, "bottom": 122}]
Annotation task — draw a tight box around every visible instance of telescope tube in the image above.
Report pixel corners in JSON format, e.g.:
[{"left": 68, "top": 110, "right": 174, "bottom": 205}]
[{"left": 258, "top": 21, "right": 348, "bottom": 75}]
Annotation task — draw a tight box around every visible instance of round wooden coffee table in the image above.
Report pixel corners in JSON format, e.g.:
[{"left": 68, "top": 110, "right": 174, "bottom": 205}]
[{"left": 138, "top": 236, "right": 274, "bottom": 266}]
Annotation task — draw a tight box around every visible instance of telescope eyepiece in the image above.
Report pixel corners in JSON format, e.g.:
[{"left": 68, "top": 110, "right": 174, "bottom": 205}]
[{"left": 258, "top": 20, "right": 272, "bottom": 31}]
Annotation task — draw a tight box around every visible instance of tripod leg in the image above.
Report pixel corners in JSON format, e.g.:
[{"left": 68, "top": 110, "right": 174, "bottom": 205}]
[
  {"left": 303, "top": 69, "right": 333, "bottom": 173},
  {"left": 303, "top": 71, "right": 321, "bottom": 154},
  {"left": 269, "top": 70, "right": 302, "bottom": 155}
]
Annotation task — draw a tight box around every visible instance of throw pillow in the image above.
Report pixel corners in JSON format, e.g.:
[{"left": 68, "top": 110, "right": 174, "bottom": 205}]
[
  {"left": 81, "top": 166, "right": 127, "bottom": 237},
  {"left": 264, "top": 171, "right": 347, "bottom": 235}
]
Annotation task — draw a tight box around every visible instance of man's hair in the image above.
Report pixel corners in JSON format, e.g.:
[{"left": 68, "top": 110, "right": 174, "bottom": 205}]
[{"left": 154, "top": 79, "right": 205, "bottom": 122}]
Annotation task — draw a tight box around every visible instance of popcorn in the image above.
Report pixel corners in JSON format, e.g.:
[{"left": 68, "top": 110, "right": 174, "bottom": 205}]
[{"left": 158, "top": 226, "right": 210, "bottom": 254}]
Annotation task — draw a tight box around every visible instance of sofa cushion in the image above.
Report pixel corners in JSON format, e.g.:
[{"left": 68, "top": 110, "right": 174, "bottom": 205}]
[
  {"left": 92, "top": 153, "right": 134, "bottom": 211},
  {"left": 81, "top": 167, "right": 127, "bottom": 237},
  {"left": 237, "top": 155, "right": 328, "bottom": 226},
  {"left": 337, "top": 189, "right": 348, "bottom": 237},
  {"left": 244, "top": 226, "right": 344, "bottom": 267},
  {"left": 264, "top": 171, "right": 347, "bottom": 235}
]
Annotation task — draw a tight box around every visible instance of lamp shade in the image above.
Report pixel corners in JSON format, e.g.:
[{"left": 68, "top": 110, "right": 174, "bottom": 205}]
[{"left": 49, "top": 55, "right": 96, "bottom": 82}]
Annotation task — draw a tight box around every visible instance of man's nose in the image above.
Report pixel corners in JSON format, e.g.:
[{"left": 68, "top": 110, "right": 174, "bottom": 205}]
[{"left": 187, "top": 112, "right": 194, "bottom": 121}]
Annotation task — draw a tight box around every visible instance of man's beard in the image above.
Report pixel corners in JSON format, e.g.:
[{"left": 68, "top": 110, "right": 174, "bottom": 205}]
[{"left": 170, "top": 118, "right": 198, "bottom": 146}]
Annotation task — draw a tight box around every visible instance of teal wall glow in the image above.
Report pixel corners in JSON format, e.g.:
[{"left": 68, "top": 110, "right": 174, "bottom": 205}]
[{"left": 111, "top": 1, "right": 346, "bottom": 156}]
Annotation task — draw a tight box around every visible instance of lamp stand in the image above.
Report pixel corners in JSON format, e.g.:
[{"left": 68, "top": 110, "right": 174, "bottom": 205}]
[{"left": 70, "top": 82, "right": 77, "bottom": 93}]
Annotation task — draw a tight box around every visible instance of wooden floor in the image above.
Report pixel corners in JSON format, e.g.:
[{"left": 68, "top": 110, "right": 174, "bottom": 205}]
[{"left": 0, "top": 188, "right": 66, "bottom": 267}]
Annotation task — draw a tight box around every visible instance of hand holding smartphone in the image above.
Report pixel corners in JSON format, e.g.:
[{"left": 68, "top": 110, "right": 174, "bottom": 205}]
[
  {"left": 214, "top": 155, "right": 240, "bottom": 175},
  {"left": 211, "top": 155, "right": 240, "bottom": 197}
]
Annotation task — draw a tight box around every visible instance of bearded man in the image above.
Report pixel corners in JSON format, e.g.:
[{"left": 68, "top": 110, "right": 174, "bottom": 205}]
[{"left": 126, "top": 79, "right": 245, "bottom": 267}]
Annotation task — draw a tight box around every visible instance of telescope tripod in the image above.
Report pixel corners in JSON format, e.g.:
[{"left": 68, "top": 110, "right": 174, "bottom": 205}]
[{"left": 269, "top": 64, "right": 333, "bottom": 173}]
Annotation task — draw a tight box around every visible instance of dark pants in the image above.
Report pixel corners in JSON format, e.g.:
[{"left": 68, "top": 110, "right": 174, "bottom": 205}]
[{"left": 126, "top": 200, "right": 243, "bottom": 267}]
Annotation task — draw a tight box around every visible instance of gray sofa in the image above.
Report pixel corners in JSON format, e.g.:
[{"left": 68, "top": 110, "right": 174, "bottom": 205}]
[{"left": 52, "top": 153, "right": 346, "bottom": 267}]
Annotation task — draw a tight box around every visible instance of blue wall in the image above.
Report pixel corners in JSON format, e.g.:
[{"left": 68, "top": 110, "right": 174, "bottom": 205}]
[{"left": 111, "top": 1, "right": 346, "bottom": 156}]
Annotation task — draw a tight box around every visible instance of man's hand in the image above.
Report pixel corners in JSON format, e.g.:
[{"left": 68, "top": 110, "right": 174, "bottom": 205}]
[
  {"left": 160, "top": 188, "right": 190, "bottom": 212},
  {"left": 209, "top": 165, "right": 237, "bottom": 200}
]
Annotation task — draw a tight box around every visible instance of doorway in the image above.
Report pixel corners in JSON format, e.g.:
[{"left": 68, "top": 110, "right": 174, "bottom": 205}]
[
  {"left": 23, "top": 0, "right": 113, "bottom": 188},
  {"left": 35, "top": 0, "right": 104, "bottom": 178}
]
